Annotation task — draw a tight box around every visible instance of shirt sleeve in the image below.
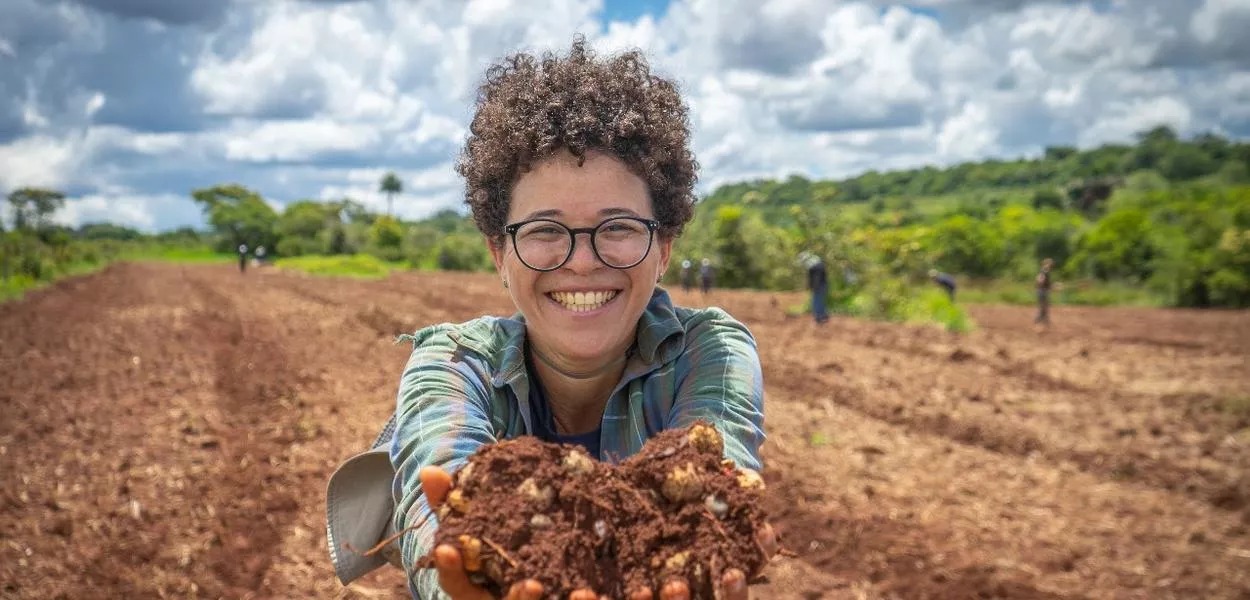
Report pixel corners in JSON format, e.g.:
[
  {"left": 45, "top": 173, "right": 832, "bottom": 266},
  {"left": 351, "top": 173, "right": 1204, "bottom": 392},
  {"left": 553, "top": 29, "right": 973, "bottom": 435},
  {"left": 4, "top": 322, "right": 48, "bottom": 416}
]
[
  {"left": 666, "top": 311, "right": 766, "bottom": 472},
  {"left": 390, "top": 326, "right": 499, "bottom": 600}
]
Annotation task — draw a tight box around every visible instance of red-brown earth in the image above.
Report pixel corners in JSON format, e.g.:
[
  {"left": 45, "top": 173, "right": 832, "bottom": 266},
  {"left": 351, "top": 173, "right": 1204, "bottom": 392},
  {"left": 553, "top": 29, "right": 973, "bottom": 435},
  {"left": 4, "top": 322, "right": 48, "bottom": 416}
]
[{"left": 2, "top": 262, "right": 1248, "bottom": 598}]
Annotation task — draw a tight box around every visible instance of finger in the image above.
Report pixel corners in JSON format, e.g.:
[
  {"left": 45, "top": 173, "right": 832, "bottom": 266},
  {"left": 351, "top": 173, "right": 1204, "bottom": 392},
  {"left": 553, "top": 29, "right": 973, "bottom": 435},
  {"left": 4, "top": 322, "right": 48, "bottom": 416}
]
[
  {"left": 628, "top": 588, "right": 654, "bottom": 600},
  {"left": 721, "top": 569, "right": 747, "bottom": 600},
  {"left": 569, "top": 589, "right": 598, "bottom": 600},
  {"left": 434, "top": 545, "right": 489, "bottom": 600},
  {"left": 757, "top": 522, "right": 779, "bottom": 561},
  {"left": 516, "top": 580, "right": 545, "bottom": 600},
  {"left": 660, "top": 579, "right": 690, "bottom": 600},
  {"left": 420, "top": 466, "right": 453, "bottom": 508},
  {"left": 504, "top": 579, "right": 541, "bottom": 600}
]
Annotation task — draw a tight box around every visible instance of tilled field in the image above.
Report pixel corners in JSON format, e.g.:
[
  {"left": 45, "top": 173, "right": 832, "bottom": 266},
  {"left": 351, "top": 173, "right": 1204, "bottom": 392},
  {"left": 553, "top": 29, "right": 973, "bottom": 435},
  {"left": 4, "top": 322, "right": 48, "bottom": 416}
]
[{"left": 1, "top": 263, "right": 1247, "bottom": 599}]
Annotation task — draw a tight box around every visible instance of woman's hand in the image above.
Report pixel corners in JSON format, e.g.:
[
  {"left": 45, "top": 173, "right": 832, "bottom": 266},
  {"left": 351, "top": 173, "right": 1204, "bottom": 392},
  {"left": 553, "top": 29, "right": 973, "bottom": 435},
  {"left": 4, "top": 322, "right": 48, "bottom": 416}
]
[
  {"left": 625, "top": 519, "right": 777, "bottom": 600},
  {"left": 420, "top": 465, "right": 777, "bottom": 600},
  {"left": 420, "top": 466, "right": 601, "bottom": 600}
]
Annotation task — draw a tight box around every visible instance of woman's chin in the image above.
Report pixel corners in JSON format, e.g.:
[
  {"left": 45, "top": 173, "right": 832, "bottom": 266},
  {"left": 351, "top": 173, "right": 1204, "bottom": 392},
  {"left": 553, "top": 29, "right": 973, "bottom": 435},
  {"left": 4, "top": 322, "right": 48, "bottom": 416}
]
[{"left": 546, "top": 337, "right": 626, "bottom": 365}]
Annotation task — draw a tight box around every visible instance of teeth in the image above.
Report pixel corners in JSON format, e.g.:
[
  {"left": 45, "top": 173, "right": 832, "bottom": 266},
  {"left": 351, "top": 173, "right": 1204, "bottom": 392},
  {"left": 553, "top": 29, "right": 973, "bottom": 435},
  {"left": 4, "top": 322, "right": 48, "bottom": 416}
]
[{"left": 550, "top": 290, "right": 618, "bottom": 312}]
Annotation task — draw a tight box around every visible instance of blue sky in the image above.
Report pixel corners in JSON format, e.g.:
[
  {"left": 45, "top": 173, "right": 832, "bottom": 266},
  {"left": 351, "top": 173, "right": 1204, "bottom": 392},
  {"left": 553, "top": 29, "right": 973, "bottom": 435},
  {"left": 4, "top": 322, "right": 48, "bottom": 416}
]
[
  {"left": 602, "top": 0, "right": 671, "bottom": 23},
  {"left": 1, "top": 0, "right": 1248, "bottom": 232}
]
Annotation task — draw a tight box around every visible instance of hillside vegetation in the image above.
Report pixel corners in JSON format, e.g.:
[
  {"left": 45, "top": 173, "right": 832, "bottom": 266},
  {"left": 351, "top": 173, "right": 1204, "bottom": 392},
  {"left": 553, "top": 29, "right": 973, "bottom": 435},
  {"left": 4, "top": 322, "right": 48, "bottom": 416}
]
[{"left": 4, "top": 126, "right": 1248, "bottom": 315}]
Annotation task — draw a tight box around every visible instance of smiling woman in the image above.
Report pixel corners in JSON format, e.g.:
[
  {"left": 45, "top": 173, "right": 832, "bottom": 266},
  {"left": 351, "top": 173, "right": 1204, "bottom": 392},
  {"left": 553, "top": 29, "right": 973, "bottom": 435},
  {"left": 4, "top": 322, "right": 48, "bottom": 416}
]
[{"left": 326, "top": 37, "right": 770, "bottom": 600}]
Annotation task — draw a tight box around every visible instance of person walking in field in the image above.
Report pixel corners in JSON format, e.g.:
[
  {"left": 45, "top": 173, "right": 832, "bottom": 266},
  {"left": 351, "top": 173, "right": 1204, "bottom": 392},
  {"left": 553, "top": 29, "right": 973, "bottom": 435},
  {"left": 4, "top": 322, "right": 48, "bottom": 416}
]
[
  {"left": 679, "top": 259, "right": 694, "bottom": 292},
  {"left": 237, "top": 243, "right": 249, "bottom": 273},
  {"left": 806, "top": 254, "right": 829, "bottom": 324},
  {"left": 1035, "top": 257, "right": 1054, "bottom": 327},
  {"left": 699, "top": 257, "right": 714, "bottom": 295},
  {"left": 929, "top": 269, "right": 957, "bottom": 302},
  {"left": 254, "top": 245, "right": 267, "bottom": 266}
]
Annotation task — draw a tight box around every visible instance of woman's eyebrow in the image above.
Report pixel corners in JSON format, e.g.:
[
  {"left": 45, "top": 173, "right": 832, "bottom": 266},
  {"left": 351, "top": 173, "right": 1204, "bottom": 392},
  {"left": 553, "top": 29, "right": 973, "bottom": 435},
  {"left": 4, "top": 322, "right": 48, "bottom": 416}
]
[{"left": 518, "top": 207, "right": 640, "bottom": 221}]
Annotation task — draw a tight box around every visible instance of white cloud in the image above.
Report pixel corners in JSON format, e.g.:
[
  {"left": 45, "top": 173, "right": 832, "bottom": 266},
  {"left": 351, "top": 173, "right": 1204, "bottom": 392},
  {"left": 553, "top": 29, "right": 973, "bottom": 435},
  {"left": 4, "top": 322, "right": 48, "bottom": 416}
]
[
  {"left": 318, "top": 164, "right": 462, "bottom": 219},
  {"left": 223, "top": 119, "right": 380, "bottom": 162},
  {"left": 2, "top": 0, "right": 1249, "bottom": 232},
  {"left": 0, "top": 135, "right": 79, "bottom": 190},
  {"left": 1079, "top": 96, "right": 1194, "bottom": 147},
  {"left": 84, "top": 92, "right": 105, "bottom": 117},
  {"left": 52, "top": 192, "right": 168, "bottom": 230}
]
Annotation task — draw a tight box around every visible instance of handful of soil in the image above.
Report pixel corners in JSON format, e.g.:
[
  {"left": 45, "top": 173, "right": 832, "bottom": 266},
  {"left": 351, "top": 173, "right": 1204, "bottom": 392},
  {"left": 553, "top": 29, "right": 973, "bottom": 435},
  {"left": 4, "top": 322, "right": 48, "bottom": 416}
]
[{"left": 419, "top": 421, "right": 771, "bottom": 598}]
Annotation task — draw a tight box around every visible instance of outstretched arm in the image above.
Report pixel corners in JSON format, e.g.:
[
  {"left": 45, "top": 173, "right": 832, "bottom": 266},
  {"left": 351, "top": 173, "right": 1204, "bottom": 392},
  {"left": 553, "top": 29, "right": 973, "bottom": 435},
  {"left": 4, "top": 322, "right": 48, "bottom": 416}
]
[
  {"left": 668, "top": 312, "right": 766, "bottom": 471},
  {"left": 391, "top": 327, "right": 500, "bottom": 599}
]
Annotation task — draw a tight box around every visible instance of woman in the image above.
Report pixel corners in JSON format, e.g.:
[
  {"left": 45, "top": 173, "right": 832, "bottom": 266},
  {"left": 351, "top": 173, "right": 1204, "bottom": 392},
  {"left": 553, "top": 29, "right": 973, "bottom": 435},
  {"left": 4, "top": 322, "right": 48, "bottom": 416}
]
[{"left": 393, "top": 39, "right": 769, "bottom": 599}]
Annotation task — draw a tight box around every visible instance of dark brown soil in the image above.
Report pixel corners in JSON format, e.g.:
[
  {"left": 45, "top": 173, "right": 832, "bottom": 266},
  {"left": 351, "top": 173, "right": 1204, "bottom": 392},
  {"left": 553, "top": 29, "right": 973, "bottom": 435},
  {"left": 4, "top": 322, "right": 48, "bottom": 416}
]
[
  {"left": 423, "top": 423, "right": 769, "bottom": 598},
  {"left": 2, "top": 263, "right": 1248, "bottom": 599}
]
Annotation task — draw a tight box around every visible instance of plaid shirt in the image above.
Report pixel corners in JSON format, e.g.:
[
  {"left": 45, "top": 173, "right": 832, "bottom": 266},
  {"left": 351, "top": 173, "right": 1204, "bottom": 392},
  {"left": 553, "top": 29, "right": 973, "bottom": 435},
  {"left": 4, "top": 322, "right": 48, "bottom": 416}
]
[{"left": 390, "top": 288, "right": 766, "bottom": 599}]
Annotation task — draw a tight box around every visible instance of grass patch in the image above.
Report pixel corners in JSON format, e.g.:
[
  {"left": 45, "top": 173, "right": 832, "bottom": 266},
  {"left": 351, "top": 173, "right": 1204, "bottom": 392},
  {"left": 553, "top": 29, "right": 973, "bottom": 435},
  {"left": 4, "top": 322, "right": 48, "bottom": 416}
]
[
  {"left": 0, "top": 260, "right": 110, "bottom": 302},
  {"left": 273, "top": 254, "right": 403, "bottom": 279},
  {"left": 959, "top": 278, "right": 1166, "bottom": 307},
  {"left": 2, "top": 243, "right": 228, "bottom": 303},
  {"left": 123, "top": 246, "right": 231, "bottom": 263},
  {"left": 905, "top": 289, "right": 975, "bottom": 333},
  {"left": 1220, "top": 396, "right": 1250, "bottom": 419}
]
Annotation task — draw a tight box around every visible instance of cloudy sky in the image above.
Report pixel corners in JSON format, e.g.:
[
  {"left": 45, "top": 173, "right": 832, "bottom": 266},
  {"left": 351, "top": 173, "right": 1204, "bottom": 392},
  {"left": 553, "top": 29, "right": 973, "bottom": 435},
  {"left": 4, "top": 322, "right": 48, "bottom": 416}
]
[{"left": 2, "top": 0, "right": 1249, "bottom": 232}]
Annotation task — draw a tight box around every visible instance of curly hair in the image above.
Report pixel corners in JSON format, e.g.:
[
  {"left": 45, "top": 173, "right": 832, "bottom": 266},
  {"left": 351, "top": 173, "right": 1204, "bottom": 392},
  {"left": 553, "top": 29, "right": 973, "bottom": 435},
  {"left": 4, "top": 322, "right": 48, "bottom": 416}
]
[{"left": 457, "top": 37, "right": 698, "bottom": 243}]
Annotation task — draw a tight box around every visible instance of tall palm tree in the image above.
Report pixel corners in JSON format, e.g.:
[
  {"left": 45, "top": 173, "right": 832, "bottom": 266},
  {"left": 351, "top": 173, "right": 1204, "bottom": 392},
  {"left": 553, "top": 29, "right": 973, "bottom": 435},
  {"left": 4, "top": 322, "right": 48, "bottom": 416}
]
[{"left": 379, "top": 171, "right": 403, "bottom": 217}]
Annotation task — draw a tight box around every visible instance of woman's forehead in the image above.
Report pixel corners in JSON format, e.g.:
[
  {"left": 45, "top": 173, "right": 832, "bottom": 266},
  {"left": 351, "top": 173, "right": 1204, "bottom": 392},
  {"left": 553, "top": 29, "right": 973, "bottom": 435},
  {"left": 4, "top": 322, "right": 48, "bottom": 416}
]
[{"left": 510, "top": 152, "right": 652, "bottom": 221}]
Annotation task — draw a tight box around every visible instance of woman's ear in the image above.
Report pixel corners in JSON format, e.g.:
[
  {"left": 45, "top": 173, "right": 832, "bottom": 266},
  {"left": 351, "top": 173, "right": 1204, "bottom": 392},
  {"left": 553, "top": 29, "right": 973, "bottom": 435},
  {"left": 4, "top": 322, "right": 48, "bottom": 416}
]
[
  {"left": 487, "top": 235, "right": 506, "bottom": 276},
  {"left": 655, "top": 235, "right": 674, "bottom": 280}
]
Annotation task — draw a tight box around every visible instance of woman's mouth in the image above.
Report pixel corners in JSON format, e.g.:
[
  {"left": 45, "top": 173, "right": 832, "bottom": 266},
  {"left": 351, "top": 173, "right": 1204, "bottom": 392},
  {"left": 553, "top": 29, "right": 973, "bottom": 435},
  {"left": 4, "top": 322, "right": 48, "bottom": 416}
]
[{"left": 547, "top": 290, "right": 620, "bottom": 313}]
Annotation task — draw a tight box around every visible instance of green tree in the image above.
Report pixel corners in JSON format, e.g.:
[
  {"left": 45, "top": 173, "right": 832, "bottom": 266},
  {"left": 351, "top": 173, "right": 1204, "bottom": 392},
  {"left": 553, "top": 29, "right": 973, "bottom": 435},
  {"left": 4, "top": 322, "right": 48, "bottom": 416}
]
[
  {"left": 1031, "top": 188, "right": 1066, "bottom": 211},
  {"left": 710, "top": 205, "right": 795, "bottom": 289},
  {"left": 1158, "top": 145, "right": 1218, "bottom": 181},
  {"left": 366, "top": 215, "right": 405, "bottom": 261},
  {"left": 926, "top": 215, "right": 1006, "bottom": 277},
  {"left": 434, "top": 232, "right": 492, "bottom": 271},
  {"left": 78, "top": 223, "right": 143, "bottom": 241},
  {"left": 190, "top": 184, "right": 278, "bottom": 252},
  {"left": 1207, "top": 229, "right": 1250, "bottom": 307},
  {"left": 276, "top": 200, "right": 342, "bottom": 256},
  {"left": 6, "top": 187, "right": 66, "bottom": 231},
  {"left": 379, "top": 172, "right": 403, "bottom": 217},
  {"left": 1070, "top": 208, "right": 1155, "bottom": 280}
]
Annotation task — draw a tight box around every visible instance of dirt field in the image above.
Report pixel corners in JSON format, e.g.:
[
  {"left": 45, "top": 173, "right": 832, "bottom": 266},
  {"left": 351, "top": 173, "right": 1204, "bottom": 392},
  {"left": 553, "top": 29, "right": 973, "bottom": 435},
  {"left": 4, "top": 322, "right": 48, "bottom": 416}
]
[{"left": 2, "top": 262, "right": 1248, "bottom": 599}]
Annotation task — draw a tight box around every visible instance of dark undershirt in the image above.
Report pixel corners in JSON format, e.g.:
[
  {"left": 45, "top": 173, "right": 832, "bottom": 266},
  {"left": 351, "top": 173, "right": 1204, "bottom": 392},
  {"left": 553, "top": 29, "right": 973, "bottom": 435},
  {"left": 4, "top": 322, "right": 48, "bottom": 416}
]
[{"left": 525, "top": 354, "right": 603, "bottom": 459}]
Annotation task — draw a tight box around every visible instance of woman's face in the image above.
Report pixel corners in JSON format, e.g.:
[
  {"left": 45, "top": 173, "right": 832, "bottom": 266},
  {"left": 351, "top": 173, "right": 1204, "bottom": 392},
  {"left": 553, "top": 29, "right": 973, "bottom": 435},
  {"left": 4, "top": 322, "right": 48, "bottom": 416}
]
[{"left": 490, "top": 149, "right": 672, "bottom": 366}]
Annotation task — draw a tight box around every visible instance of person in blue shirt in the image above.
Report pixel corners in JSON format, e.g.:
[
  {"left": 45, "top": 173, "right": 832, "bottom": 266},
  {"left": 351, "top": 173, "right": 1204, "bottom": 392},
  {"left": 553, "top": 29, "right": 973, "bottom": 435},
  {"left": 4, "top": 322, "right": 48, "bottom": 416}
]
[
  {"left": 699, "top": 258, "right": 714, "bottom": 295},
  {"left": 929, "top": 269, "right": 957, "bottom": 302},
  {"left": 679, "top": 259, "right": 694, "bottom": 292},
  {"left": 803, "top": 253, "right": 829, "bottom": 324},
  {"left": 237, "top": 243, "right": 249, "bottom": 273}
]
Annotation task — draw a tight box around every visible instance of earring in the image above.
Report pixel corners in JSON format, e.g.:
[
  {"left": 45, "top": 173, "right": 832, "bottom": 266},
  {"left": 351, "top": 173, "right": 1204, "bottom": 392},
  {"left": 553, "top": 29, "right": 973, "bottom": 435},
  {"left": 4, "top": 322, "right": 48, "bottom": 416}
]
[{"left": 502, "top": 279, "right": 509, "bottom": 289}]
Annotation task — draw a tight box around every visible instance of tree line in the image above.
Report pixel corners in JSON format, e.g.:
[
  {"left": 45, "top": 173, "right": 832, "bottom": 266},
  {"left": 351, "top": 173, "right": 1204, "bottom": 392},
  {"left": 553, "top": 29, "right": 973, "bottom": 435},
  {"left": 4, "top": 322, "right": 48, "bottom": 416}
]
[{"left": 3, "top": 128, "right": 1249, "bottom": 309}]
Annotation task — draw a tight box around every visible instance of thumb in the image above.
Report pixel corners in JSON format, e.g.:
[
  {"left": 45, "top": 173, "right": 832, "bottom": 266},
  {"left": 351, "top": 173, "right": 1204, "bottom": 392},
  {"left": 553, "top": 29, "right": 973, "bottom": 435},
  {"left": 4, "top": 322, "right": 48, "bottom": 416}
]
[{"left": 419, "top": 465, "right": 453, "bottom": 508}]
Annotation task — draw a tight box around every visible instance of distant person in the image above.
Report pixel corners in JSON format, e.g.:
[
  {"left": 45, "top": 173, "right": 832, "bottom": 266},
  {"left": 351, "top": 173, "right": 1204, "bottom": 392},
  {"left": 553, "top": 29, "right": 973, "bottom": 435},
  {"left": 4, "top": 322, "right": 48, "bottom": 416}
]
[
  {"left": 929, "top": 269, "right": 957, "bottom": 302},
  {"left": 255, "top": 245, "right": 267, "bottom": 266},
  {"left": 680, "top": 259, "right": 694, "bottom": 292},
  {"left": 699, "top": 257, "right": 714, "bottom": 294},
  {"left": 237, "top": 243, "right": 249, "bottom": 273},
  {"left": 1035, "top": 258, "right": 1054, "bottom": 327},
  {"left": 806, "top": 254, "right": 829, "bottom": 324}
]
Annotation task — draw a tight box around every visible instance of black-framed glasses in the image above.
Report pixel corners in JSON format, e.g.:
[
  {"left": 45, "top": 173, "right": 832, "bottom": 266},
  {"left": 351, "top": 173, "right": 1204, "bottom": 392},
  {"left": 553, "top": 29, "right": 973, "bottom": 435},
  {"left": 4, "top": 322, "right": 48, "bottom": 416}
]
[{"left": 503, "top": 216, "right": 660, "bottom": 272}]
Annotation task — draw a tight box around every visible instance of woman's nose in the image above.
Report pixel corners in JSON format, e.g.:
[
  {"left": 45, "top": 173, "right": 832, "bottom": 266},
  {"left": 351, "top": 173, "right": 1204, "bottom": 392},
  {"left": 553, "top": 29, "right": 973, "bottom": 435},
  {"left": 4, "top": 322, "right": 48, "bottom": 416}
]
[{"left": 563, "top": 232, "right": 601, "bottom": 273}]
